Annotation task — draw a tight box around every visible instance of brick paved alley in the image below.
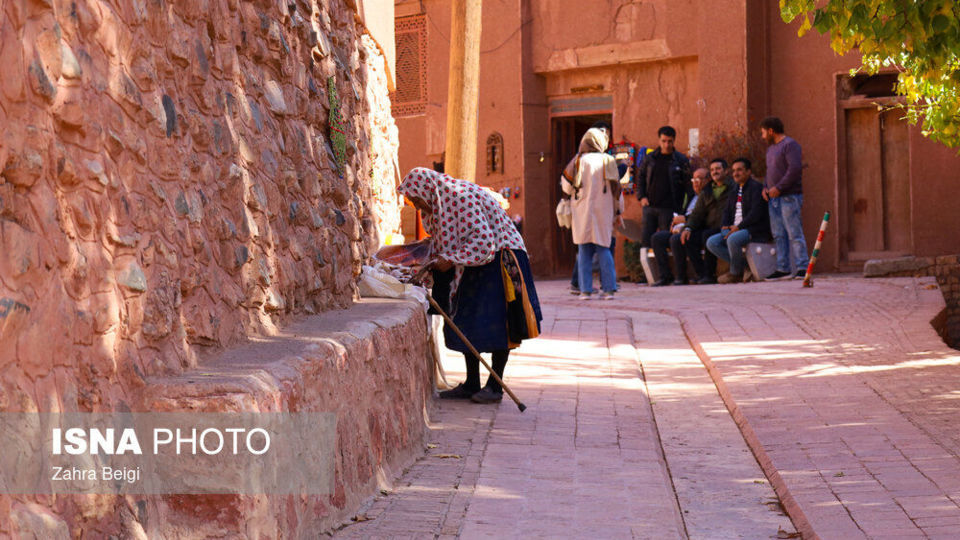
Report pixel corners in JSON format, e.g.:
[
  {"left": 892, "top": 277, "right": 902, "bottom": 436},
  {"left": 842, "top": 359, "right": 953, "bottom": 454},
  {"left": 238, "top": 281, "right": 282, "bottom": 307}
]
[{"left": 333, "top": 275, "right": 960, "bottom": 539}]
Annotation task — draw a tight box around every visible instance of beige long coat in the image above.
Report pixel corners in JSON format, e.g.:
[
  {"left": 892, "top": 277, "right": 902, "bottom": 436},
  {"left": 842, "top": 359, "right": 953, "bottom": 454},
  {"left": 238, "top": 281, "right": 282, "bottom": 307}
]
[{"left": 561, "top": 152, "right": 619, "bottom": 245}]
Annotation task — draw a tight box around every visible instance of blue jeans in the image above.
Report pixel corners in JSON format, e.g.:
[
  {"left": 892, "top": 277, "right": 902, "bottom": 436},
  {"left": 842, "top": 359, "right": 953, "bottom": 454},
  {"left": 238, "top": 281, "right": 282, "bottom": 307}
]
[
  {"left": 769, "top": 194, "right": 809, "bottom": 273},
  {"left": 578, "top": 243, "right": 616, "bottom": 294},
  {"left": 571, "top": 237, "right": 616, "bottom": 288},
  {"left": 706, "top": 229, "right": 752, "bottom": 276}
]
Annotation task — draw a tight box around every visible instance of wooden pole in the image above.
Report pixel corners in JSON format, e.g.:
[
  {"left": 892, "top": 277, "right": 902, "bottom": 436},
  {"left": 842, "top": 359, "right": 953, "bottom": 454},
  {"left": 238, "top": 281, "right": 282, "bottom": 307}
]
[
  {"left": 427, "top": 295, "right": 527, "bottom": 412},
  {"left": 443, "top": 0, "right": 482, "bottom": 182}
]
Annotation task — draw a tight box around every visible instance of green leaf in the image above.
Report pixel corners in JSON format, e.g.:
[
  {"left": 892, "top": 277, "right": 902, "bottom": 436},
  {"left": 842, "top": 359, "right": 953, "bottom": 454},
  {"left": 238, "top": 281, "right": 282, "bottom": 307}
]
[
  {"left": 850, "top": 3, "right": 870, "bottom": 28},
  {"left": 779, "top": 0, "right": 960, "bottom": 149},
  {"left": 933, "top": 14, "right": 950, "bottom": 33}
]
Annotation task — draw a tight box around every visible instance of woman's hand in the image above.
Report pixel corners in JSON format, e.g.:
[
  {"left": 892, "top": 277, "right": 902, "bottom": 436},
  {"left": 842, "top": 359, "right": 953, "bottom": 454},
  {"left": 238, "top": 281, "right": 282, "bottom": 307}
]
[
  {"left": 432, "top": 257, "right": 454, "bottom": 272},
  {"left": 410, "top": 257, "right": 454, "bottom": 284},
  {"left": 411, "top": 264, "right": 432, "bottom": 285}
]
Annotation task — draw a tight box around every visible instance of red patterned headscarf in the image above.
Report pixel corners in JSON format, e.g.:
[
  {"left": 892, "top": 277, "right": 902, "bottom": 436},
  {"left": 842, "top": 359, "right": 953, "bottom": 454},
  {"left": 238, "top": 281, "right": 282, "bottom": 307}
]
[
  {"left": 398, "top": 168, "right": 526, "bottom": 306},
  {"left": 399, "top": 167, "right": 525, "bottom": 266}
]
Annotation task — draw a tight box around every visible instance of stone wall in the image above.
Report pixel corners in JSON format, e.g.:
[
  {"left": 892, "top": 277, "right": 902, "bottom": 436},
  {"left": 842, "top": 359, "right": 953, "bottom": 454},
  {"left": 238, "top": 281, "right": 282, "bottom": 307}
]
[
  {"left": 0, "top": 0, "right": 402, "bottom": 396},
  {"left": 0, "top": 0, "right": 408, "bottom": 535},
  {"left": 864, "top": 255, "right": 960, "bottom": 348}
]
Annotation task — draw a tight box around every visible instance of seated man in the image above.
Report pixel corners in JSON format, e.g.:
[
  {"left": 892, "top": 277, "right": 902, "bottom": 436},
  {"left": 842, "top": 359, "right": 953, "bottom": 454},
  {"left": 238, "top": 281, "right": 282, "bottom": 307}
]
[
  {"left": 681, "top": 158, "right": 735, "bottom": 284},
  {"left": 706, "top": 158, "right": 771, "bottom": 283},
  {"left": 650, "top": 168, "right": 706, "bottom": 286}
]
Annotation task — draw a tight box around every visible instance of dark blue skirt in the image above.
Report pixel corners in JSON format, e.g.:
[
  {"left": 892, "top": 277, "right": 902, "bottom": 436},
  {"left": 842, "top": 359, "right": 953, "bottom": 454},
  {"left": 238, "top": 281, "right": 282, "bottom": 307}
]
[{"left": 431, "top": 249, "right": 542, "bottom": 353}]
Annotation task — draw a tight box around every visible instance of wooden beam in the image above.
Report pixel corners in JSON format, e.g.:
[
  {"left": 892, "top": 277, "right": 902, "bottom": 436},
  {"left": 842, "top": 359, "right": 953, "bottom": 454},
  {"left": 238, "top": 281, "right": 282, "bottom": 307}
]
[{"left": 443, "top": 0, "right": 482, "bottom": 182}]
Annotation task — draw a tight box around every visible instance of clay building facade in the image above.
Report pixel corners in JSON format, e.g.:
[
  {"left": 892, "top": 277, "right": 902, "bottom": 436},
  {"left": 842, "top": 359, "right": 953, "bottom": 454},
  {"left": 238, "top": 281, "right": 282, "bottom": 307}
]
[{"left": 393, "top": 0, "right": 960, "bottom": 276}]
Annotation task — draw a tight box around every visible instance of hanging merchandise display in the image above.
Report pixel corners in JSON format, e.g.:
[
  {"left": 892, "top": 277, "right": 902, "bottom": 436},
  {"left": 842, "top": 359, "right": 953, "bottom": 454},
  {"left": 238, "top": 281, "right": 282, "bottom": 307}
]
[{"left": 608, "top": 140, "right": 645, "bottom": 195}]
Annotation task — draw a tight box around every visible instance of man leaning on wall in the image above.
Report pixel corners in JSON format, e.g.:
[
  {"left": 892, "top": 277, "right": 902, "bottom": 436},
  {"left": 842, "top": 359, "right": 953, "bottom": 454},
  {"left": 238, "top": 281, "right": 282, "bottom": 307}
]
[{"left": 760, "top": 117, "right": 809, "bottom": 280}]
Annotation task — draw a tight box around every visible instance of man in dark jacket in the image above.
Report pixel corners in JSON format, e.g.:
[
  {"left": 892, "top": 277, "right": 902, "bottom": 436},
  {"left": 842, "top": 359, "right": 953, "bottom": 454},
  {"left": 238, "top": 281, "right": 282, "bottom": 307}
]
[
  {"left": 706, "top": 157, "right": 771, "bottom": 283},
  {"left": 680, "top": 158, "right": 735, "bottom": 284},
  {"left": 636, "top": 125, "right": 692, "bottom": 247}
]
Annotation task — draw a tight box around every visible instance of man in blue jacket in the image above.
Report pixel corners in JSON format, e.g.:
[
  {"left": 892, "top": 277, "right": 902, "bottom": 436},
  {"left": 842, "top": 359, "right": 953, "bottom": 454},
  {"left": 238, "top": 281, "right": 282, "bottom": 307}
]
[{"left": 706, "top": 158, "right": 771, "bottom": 283}]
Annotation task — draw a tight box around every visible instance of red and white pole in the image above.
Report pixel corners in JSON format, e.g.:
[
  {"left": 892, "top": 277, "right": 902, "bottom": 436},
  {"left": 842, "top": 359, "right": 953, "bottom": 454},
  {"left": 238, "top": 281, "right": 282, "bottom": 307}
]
[{"left": 802, "top": 212, "right": 830, "bottom": 288}]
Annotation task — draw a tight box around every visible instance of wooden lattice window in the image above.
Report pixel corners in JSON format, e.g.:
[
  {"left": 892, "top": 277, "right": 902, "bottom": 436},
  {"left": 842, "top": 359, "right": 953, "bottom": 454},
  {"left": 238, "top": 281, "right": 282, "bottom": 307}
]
[
  {"left": 392, "top": 15, "right": 427, "bottom": 117},
  {"left": 486, "top": 132, "right": 504, "bottom": 174}
]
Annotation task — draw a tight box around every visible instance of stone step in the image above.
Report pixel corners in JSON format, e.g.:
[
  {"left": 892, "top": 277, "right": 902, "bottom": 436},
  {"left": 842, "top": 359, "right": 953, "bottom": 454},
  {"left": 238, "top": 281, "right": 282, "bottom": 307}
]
[{"left": 141, "top": 298, "right": 434, "bottom": 535}]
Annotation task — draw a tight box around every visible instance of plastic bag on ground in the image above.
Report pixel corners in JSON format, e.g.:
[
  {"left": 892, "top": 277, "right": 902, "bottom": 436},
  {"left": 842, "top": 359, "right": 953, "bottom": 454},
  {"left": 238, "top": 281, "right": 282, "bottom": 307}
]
[{"left": 358, "top": 265, "right": 406, "bottom": 298}]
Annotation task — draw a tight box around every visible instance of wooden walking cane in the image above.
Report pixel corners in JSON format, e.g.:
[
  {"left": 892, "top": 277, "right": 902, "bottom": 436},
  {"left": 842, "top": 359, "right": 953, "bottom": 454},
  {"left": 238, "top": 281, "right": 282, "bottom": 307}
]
[
  {"left": 802, "top": 212, "right": 830, "bottom": 288},
  {"left": 426, "top": 295, "right": 528, "bottom": 412}
]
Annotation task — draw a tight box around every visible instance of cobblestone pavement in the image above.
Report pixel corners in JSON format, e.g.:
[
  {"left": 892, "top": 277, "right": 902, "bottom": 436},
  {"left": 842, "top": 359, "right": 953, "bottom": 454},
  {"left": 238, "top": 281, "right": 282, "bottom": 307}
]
[
  {"left": 333, "top": 275, "right": 958, "bottom": 539},
  {"left": 332, "top": 281, "right": 799, "bottom": 539},
  {"left": 637, "top": 275, "right": 960, "bottom": 540}
]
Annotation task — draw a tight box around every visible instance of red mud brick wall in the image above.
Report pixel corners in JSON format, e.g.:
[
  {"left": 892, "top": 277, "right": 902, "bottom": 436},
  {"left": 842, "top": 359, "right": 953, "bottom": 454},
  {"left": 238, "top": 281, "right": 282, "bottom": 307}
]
[{"left": 0, "top": 0, "right": 401, "bottom": 389}]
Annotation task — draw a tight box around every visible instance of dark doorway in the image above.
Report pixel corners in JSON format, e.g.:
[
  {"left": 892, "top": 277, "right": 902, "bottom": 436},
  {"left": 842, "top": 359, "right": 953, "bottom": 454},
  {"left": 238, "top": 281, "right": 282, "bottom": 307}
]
[{"left": 549, "top": 114, "right": 613, "bottom": 276}]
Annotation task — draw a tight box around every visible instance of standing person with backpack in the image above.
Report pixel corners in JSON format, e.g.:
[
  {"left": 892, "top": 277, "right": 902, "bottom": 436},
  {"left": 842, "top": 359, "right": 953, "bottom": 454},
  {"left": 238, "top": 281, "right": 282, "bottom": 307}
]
[{"left": 561, "top": 128, "right": 621, "bottom": 300}]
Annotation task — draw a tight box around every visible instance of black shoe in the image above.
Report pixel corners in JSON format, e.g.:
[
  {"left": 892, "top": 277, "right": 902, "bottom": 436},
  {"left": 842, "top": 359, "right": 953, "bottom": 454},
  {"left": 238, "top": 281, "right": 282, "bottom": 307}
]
[
  {"left": 470, "top": 387, "right": 503, "bottom": 404},
  {"left": 672, "top": 279, "right": 688, "bottom": 286},
  {"left": 767, "top": 270, "right": 794, "bottom": 281},
  {"left": 794, "top": 269, "right": 806, "bottom": 280},
  {"left": 697, "top": 275, "right": 717, "bottom": 285},
  {"left": 651, "top": 278, "right": 673, "bottom": 287},
  {"left": 718, "top": 272, "right": 742, "bottom": 284},
  {"left": 439, "top": 383, "right": 480, "bottom": 400}
]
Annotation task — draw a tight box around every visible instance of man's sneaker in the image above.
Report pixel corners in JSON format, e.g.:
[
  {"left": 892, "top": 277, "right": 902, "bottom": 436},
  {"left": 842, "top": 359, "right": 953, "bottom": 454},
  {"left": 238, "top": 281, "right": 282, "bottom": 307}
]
[
  {"left": 569, "top": 285, "right": 580, "bottom": 295},
  {"left": 697, "top": 275, "right": 717, "bottom": 285},
  {"left": 766, "top": 270, "right": 794, "bottom": 281},
  {"left": 599, "top": 291, "right": 615, "bottom": 300},
  {"left": 579, "top": 293, "right": 592, "bottom": 300},
  {"left": 718, "top": 272, "right": 742, "bottom": 284},
  {"left": 651, "top": 278, "right": 672, "bottom": 287},
  {"left": 794, "top": 269, "right": 807, "bottom": 280}
]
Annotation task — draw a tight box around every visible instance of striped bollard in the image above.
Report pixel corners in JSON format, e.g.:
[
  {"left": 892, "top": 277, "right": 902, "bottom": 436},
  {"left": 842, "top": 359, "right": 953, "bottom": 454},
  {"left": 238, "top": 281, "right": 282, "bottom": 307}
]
[{"left": 802, "top": 212, "right": 830, "bottom": 288}]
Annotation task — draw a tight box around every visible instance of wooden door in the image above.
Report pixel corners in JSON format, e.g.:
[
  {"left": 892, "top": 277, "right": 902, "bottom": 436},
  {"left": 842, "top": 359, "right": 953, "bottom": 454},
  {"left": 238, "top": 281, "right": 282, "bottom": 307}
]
[
  {"left": 843, "top": 107, "right": 912, "bottom": 258},
  {"left": 551, "top": 117, "right": 579, "bottom": 275},
  {"left": 880, "top": 109, "right": 911, "bottom": 252}
]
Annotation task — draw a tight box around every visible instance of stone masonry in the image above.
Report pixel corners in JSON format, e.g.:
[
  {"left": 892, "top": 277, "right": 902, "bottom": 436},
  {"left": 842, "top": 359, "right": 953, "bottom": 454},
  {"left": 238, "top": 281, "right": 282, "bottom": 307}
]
[{"left": 0, "top": 0, "right": 407, "bottom": 536}]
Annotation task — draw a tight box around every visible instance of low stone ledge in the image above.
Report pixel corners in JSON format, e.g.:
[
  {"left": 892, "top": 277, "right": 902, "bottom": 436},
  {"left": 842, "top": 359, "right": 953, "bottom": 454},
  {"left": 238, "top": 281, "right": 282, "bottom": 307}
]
[
  {"left": 135, "top": 298, "right": 434, "bottom": 537},
  {"left": 863, "top": 255, "right": 936, "bottom": 277}
]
